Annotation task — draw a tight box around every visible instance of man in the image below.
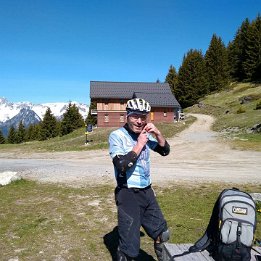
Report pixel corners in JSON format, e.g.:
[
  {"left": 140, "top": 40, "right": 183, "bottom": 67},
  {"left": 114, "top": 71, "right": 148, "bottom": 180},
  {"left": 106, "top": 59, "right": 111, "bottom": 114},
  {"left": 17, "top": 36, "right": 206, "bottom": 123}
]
[{"left": 108, "top": 98, "right": 170, "bottom": 261}]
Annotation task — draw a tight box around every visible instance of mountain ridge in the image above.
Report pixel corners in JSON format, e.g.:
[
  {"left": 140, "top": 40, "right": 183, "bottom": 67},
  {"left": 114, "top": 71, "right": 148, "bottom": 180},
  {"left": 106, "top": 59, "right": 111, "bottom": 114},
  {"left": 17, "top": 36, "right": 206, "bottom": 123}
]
[{"left": 0, "top": 97, "right": 89, "bottom": 137}]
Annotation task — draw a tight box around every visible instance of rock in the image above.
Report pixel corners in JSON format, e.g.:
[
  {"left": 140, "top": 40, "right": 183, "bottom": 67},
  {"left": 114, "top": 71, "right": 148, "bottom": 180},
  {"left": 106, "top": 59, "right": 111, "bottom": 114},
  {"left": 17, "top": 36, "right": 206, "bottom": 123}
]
[
  {"left": 198, "top": 102, "right": 204, "bottom": 108},
  {"left": 0, "top": 171, "right": 21, "bottom": 186},
  {"left": 239, "top": 96, "right": 253, "bottom": 104},
  {"left": 250, "top": 123, "right": 261, "bottom": 133}
]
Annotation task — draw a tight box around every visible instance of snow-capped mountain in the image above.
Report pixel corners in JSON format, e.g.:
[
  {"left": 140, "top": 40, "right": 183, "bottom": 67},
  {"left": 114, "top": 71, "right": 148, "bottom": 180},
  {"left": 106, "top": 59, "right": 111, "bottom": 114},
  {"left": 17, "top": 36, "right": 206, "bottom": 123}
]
[
  {"left": 0, "top": 97, "right": 89, "bottom": 122},
  {"left": 0, "top": 108, "right": 42, "bottom": 137},
  {"left": 0, "top": 97, "right": 89, "bottom": 137}
]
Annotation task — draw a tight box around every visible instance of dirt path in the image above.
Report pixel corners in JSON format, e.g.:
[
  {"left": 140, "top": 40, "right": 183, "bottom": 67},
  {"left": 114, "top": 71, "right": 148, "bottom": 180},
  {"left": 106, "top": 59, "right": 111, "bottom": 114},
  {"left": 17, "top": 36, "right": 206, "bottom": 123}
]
[{"left": 0, "top": 114, "right": 260, "bottom": 187}]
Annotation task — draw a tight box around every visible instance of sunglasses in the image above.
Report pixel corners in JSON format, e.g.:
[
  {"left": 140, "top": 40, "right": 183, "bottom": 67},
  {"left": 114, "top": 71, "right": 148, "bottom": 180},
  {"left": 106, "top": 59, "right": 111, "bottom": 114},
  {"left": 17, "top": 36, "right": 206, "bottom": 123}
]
[{"left": 130, "top": 114, "right": 147, "bottom": 121}]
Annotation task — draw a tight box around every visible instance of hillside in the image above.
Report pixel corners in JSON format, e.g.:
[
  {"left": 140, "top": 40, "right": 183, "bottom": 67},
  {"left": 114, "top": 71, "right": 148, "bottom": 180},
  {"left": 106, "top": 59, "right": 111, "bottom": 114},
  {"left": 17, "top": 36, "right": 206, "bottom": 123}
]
[{"left": 186, "top": 82, "right": 261, "bottom": 151}]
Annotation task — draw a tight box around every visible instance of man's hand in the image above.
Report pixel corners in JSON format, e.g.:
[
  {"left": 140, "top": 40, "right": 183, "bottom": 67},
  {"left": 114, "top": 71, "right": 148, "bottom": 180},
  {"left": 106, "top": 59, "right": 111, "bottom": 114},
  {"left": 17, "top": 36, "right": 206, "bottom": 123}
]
[
  {"left": 144, "top": 123, "right": 160, "bottom": 136},
  {"left": 131, "top": 129, "right": 148, "bottom": 156},
  {"left": 137, "top": 129, "right": 149, "bottom": 146},
  {"left": 144, "top": 123, "right": 166, "bottom": 147}
]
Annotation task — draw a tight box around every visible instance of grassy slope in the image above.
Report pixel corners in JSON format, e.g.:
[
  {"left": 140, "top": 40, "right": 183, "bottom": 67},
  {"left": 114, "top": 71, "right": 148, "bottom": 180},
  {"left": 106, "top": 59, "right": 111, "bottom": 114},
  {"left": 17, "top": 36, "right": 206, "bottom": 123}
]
[
  {"left": 0, "top": 117, "right": 196, "bottom": 153},
  {"left": 186, "top": 82, "right": 261, "bottom": 151}
]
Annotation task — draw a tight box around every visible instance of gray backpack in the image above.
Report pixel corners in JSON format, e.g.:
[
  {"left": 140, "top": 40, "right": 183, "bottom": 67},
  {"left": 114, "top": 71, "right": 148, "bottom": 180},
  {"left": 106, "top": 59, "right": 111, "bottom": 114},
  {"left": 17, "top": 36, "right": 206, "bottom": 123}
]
[
  {"left": 219, "top": 189, "right": 256, "bottom": 249},
  {"left": 188, "top": 188, "right": 257, "bottom": 261}
]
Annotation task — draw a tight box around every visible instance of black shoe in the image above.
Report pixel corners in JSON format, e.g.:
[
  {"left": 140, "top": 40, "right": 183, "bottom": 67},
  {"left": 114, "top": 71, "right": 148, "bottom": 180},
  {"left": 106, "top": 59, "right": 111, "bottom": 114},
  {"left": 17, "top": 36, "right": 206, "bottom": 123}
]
[{"left": 154, "top": 242, "right": 163, "bottom": 261}]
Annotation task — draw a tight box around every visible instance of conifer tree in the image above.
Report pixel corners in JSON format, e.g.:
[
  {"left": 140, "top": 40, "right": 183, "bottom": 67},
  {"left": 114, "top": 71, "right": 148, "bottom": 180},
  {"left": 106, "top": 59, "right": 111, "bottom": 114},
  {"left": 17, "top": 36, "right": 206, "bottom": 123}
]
[
  {"left": 32, "top": 124, "right": 41, "bottom": 140},
  {"left": 205, "top": 34, "right": 230, "bottom": 92},
  {"left": 7, "top": 126, "right": 17, "bottom": 144},
  {"left": 165, "top": 65, "right": 178, "bottom": 95},
  {"left": 86, "top": 100, "right": 97, "bottom": 126},
  {"left": 26, "top": 124, "right": 35, "bottom": 141},
  {"left": 0, "top": 130, "right": 6, "bottom": 144},
  {"left": 177, "top": 49, "right": 208, "bottom": 108},
  {"left": 26, "top": 124, "right": 41, "bottom": 141},
  {"left": 61, "top": 103, "right": 84, "bottom": 136},
  {"left": 39, "top": 108, "right": 59, "bottom": 141},
  {"left": 16, "top": 121, "right": 26, "bottom": 143},
  {"left": 242, "top": 15, "right": 261, "bottom": 81},
  {"left": 227, "top": 18, "right": 251, "bottom": 81}
]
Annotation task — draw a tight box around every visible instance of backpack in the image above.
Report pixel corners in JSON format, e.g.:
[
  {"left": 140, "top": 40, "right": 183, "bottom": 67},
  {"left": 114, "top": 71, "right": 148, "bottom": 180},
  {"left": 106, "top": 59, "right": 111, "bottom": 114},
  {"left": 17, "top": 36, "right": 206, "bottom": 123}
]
[
  {"left": 217, "top": 188, "right": 257, "bottom": 260},
  {"left": 186, "top": 188, "right": 257, "bottom": 261}
]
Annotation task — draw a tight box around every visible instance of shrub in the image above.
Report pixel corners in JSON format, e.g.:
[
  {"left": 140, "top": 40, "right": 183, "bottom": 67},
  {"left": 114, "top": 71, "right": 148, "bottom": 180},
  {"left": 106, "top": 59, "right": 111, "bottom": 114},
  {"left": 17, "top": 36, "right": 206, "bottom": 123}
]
[
  {"left": 236, "top": 106, "right": 246, "bottom": 114},
  {"left": 255, "top": 100, "right": 261, "bottom": 110}
]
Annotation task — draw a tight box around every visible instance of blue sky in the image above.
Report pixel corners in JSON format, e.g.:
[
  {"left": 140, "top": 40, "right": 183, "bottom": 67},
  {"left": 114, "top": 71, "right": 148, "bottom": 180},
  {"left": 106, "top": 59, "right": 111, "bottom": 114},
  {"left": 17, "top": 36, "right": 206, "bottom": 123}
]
[{"left": 0, "top": 0, "right": 259, "bottom": 105}]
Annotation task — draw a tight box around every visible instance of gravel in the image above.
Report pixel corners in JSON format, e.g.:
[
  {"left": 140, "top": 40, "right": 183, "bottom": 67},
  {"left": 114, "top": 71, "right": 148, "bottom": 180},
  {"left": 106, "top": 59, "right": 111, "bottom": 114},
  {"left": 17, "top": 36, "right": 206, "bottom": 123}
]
[{"left": 0, "top": 114, "right": 260, "bottom": 187}]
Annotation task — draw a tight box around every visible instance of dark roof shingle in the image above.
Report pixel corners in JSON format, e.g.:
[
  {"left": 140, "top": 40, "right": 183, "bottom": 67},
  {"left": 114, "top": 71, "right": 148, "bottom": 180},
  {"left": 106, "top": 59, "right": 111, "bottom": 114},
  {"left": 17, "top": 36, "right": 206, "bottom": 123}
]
[{"left": 90, "top": 81, "right": 180, "bottom": 108}]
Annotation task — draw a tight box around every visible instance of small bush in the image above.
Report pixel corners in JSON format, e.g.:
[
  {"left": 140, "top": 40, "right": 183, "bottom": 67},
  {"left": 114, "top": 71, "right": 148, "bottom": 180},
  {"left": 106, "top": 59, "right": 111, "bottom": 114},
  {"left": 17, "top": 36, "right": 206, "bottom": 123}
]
[
  {"left": 236, "top": 106, "right": 246, "bottom": 114},
  {"left": 255, "top": 100, "right": 261, "bottom": 110}
]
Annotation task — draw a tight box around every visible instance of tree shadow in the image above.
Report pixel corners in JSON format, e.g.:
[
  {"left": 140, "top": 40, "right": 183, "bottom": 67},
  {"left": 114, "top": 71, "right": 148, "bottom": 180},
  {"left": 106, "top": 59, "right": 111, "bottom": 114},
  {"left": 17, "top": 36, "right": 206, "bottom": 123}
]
[{"left": 103, "top": 226, "right": 156, "bottom": 261}]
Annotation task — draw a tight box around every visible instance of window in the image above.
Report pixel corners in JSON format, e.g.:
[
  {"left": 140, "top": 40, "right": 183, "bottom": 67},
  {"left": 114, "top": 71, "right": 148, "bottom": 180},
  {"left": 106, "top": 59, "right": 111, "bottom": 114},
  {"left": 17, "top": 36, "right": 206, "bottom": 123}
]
[
  {"left": 120, "top": 114, "right": 125, "bottom": 123},
  {"left": 105, "top": 114, "right": 109, "bottom": 122}
]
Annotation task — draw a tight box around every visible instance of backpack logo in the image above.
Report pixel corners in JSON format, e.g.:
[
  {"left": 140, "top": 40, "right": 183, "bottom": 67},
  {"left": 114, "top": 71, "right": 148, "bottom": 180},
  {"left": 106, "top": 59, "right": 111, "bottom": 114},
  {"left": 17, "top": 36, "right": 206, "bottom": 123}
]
[{"left": 232, "top": 206, "right": 248, "bottom": 215}]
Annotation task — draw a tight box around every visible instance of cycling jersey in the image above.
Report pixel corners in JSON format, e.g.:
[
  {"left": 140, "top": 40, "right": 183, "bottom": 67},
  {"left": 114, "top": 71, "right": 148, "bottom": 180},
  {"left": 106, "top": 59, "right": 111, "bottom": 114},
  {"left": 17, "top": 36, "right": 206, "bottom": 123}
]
[{"left": 109, "top": 124, "right": 164, "bottom": 188}]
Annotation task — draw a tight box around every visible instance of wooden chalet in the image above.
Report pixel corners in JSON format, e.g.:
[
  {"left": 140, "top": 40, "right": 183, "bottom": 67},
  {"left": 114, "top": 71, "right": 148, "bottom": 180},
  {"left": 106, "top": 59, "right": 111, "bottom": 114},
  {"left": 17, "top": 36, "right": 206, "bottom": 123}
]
[{"left": 90, "top": 81, "right": 181, "bottom": 127}]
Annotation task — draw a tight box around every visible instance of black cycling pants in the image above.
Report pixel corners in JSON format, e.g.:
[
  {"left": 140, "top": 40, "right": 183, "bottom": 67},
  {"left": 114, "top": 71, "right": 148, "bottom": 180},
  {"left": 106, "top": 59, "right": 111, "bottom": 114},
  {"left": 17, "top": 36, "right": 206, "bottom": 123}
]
[{"left": 114, "top": 186, "right": 167, "bottom": 258}]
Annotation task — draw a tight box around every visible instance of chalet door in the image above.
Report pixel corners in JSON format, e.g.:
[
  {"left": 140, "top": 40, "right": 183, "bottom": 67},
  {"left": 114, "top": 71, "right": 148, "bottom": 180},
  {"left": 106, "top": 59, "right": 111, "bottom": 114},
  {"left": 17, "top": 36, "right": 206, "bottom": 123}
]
[{"left": 150, "top": 112, "right": 154, "bottom": 121}]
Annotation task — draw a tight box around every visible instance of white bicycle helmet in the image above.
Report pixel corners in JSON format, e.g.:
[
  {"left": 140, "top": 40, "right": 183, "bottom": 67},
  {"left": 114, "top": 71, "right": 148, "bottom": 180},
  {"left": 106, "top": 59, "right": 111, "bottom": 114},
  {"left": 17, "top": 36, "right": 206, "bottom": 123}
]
[{"left": 126, "top": 98, "right": 151, "bottom": 114}]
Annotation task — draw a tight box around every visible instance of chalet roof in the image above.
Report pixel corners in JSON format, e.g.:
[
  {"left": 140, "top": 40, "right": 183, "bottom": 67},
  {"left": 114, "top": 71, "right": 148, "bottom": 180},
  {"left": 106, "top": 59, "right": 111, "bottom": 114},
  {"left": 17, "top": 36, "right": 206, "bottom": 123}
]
[{"left": 90, "top": 81, "right": 181, "bottom": 108}]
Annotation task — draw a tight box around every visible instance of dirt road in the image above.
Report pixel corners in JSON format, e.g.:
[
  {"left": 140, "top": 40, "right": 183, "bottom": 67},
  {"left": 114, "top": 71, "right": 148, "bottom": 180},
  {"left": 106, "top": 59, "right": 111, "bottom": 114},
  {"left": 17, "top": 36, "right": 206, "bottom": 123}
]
[{"left": 0, "top": 114, "right": 260, "bottom": 187}]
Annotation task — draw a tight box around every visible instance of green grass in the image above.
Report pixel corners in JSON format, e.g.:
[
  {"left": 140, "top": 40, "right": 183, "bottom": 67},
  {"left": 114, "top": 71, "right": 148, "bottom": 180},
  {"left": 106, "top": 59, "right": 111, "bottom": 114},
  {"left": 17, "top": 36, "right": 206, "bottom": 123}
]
[
  {"left": 0, "top": 180, "right": 260, "bottom": 260},
  {"left": 186, "top": 82, "right": 261, "bottom": 151},
  {"left": 0, "top": 116, "right": 196, "bottom": 153},
  {"left": 0, "top": 126, "right": 116, "bottom": 152}
]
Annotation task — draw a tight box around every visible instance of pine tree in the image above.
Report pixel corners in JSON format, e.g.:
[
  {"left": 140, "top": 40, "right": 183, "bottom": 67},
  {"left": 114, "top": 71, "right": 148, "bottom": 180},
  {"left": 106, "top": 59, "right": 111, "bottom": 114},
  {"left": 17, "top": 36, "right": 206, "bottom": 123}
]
[
  {"left": 86, "top": 100, "right": 97, "bottom": 126},
  {"left": 26, "top": 124, "right": 35, "bottom": 141},
  {"left": 205, "top": 34, "right": 230, "bottom": 92},
  {"left": 26, "top": 124, "right": 41, "bottom": 141},
  {"left": 0, "top": 130, "right": 6, "bottom": 144},
  {"left": 177, "top": 49, "right": 208, "bottom": 108},
  {"left": 39, "top": 108, "right": 59, "bottom": 141},
  {"left": 7, "top": 126, "right": 17, "bottom": 144},
  {"left": 16, "top": 120, "right": 26, "bottom": 143},
  {"left": 32, "top": 124, "right": 41, "bottom": 140},
  {"left": 242, "top": 15, "right": 261, "bottom": 81},
  {"left": 252, "top": 14, "right": 261, "bottom": 81},
  {"left": 61, "top": 103, "right": 84, "bottom": 136},
  {"left": 227, "top": 18, "right": 251, "bottom": 81},
  {"left": 165, "top": 65, "right": 178, "bottom": 95}
]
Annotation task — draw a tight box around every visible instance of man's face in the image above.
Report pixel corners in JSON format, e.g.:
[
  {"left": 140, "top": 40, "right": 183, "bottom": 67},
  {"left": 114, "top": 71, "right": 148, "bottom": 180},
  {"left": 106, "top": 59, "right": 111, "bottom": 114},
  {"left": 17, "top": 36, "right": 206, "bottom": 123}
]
[{"left": 127, "top": 113, "right": 147, "bottom": 133}]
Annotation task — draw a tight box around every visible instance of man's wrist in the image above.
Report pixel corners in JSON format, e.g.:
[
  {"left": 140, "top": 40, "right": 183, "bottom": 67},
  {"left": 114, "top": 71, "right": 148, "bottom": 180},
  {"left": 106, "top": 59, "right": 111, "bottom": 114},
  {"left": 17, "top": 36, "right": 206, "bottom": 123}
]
[{"left": 155, "top": 130, "right": 161, "bottom": 136}]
